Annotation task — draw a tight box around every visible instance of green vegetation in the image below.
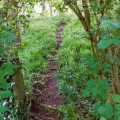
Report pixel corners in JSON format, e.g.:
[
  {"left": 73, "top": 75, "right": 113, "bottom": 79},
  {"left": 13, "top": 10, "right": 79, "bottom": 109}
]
[
  {"left": 0, "top": 0, "right": 120, "bottom": 119},
  {"left": 17, "top": 17, "right": 60, "bottom": 88},
  {"left": 57, "top": 17, "right": 92, "bottom": 119}
]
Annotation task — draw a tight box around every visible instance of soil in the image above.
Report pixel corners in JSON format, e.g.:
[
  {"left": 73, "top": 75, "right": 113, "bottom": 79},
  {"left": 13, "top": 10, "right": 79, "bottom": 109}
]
[{"left": 29, "top": 23, "right": 66, "bottom": 120}]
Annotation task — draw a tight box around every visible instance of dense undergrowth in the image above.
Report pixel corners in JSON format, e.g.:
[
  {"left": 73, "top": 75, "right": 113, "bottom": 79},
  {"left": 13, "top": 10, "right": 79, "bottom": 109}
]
[
  {"left": 1, "top": 0, "right": 120, "bottom": 119},
  {"left": 57, "top": 15, "right": 120, "bottom": 120},
  {"left": 1, "top": 15, "right": 120, "bottom": 120},
  {"left": 56, "top": 17, "right": 93, "bottom": 120},
  {"left": 0, "top": 16, "right": 61, "bottom": 120},
  {"left": 17, "top": 17, "right": 60, "bottom": 89}
]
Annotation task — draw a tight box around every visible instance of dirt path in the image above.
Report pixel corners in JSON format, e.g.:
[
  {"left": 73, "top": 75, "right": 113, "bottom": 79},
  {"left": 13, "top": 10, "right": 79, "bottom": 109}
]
[{"left": 29, "top": 23, "right": 66, "bottom": 120}]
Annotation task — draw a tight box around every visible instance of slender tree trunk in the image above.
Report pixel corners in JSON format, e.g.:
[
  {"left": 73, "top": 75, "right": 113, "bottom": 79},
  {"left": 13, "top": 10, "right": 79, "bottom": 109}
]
[{"left": 13, "top": 58, "right": 25, "bottom": 104}]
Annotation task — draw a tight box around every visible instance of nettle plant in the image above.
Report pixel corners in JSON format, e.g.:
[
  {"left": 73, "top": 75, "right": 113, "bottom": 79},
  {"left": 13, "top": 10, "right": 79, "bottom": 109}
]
[{"left": 63, "top": 0, "right": 120, "bottom": 119}]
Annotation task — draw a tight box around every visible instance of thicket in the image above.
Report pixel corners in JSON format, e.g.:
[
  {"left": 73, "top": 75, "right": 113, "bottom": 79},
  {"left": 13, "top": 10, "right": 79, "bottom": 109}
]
[{"left": 58, "top": 0, "right": 120, "bottom": 120}]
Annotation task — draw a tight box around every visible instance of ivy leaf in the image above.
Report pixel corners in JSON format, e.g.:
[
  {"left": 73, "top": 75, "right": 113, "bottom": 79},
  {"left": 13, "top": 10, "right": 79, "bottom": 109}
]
[
  {"left": 0, "top": 106, "right": 9, "bottom": 113},
  {"left": 111, "top": 94, "right": 120, "bottom": 103}
]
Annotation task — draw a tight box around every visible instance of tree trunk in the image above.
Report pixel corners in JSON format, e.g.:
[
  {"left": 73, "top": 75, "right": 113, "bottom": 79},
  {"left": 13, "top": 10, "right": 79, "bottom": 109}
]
[{"left": 12, "top": 58, "right": 25, "bottom": 104}]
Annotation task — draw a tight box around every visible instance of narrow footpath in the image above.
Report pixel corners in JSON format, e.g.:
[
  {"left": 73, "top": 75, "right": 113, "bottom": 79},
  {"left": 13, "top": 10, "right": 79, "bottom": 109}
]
[{"left": 29, "top": 23, "right": 66, "bottom": 120}]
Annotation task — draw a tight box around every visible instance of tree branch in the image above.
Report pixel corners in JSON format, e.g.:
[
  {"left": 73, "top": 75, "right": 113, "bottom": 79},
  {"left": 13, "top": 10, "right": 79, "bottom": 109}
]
[
  {"left": 64, "top": 0, "right": 89, "bottom": 32},
  {"left": 82, "top": 0, "right": 90, "bottom": 31},
  {"left": 101, "top": 0, "right": 108, "bottom": 18}
]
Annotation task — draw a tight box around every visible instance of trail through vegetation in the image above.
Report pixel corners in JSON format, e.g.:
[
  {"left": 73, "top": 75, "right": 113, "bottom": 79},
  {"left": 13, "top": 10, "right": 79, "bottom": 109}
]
[
  {"left": 1, "top": 0, "right": 120, "bottom": 119},
  {"left": 30, "top": 23, "right": 66, "bottom": 120}
]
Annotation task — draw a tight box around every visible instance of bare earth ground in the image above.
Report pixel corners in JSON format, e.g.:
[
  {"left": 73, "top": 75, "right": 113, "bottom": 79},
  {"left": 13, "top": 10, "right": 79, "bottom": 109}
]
[{"left": 29, "top": 23, "right": 66, "bottom": 120}]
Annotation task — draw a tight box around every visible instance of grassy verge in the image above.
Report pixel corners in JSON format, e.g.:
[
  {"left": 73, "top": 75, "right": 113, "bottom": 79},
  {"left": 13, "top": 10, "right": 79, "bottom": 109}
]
[{"left": 17, "top": 16, "right": 60, "bottom": 89}]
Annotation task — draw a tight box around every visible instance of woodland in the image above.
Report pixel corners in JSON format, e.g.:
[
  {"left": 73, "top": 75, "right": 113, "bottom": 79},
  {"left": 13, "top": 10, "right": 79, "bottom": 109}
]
[{"left": 0, "top": 0, "right": 120, "bottom": 120}]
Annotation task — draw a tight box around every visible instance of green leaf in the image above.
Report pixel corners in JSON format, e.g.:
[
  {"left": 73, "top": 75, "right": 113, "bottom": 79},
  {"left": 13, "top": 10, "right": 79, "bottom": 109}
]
[
  {"left": 0, "top": 91, "right": 12, "bottom": 100},
  {"left": 2, "top": 62, "right": 19, "bottom": 75},
  {"left": 97, "top": 106, "right": 106, "bottom": 115},
  {"left": 102, "top": 63, "right": 110, "bottom": 68},
  {"left": 82, "top": 90, "right": 90, "bottom": 98},
  {"left": 0, "top": 106, "right": 9, "bottom": 113},
  {"left": 82, "top": 79, "right": 109, "bottom": 100},
  {"left": 100, "top": 21, "right": 120, "bottom": 29},
  {"left": 114, "top": 111, "right": 120, "bottom": 120},
  {"left": 105, "top": 103, "right": 113, "bottom": 118},
  {"left": 0, "top": 116, "right": 4, "bottom": 120},
  {"left": 100, "top": 116, "right": 106, "bottom": 120},
  {"left": 97, "top": 103, "right": 113, "bottom": 119},
  {"left": 114, "top": 104, "right": 120, "bottom": 110},
  {"left": 111, "top": 94, "right": 120, "bottom": 103},
  {"left": 0, "top": 69, "right": 5, "bottom": 79},
  {"left": 0, "top": 81, "right": 9, "bottom": 89},
  {"left": 99, "top": 22, "right": 109, "bottom": 28},
  {"left": 98, "top": 36, "right": 120, "bottom": 49}
]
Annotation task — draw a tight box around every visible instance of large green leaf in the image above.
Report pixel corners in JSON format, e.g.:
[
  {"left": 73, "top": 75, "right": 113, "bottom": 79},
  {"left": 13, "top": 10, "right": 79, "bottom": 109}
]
[
  {"left": 114, "top": 111, "right": 120, "bottom": 120},
  {"left": 105, "top": 103, "right": 113, "bottom": 118},
  {"left": 114, "top": 104, "right": 120, "bottom": 110},
  {"left": 100, "top": 116, "right": 106, "bottom": 120},
  {"left": 82, "top": 79, "right": 109, "bottom": 100},
  {"left": 0, "top": 91, "right": 12, "bottom": 100},
  {"left": 100, "top": 21, "right": 120, "bottom": 29},
  {"left": 98, "top": 36, "right": 120, "bottom": 49},
  {"left": 2, "top": 62, "right": 19, "bottom": 75},
  {"left": 111, "top": 94, "right": 120, "bottom": 103},
  {"left": 0, "top": 81, "right": 9, "bottom": 89},
  {"left": 97, "top": 106, "right": 106, "bottom": 115},
  {"left": 0, "top": 106, "right": 9, "bottom": 113},
  {"left": 97, "top": 103, "right": 113, "bottom": 119},
  {"left": 0, "top": 69, "right": 5, "bottom": 79}
]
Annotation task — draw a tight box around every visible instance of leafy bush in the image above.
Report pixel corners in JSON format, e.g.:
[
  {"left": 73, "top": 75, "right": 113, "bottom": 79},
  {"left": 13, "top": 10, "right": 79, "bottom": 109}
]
[
  {"left": 56, "top": 17, "right": 92, "bottom": 119},
  {"left": 0, "top": 62, "right": 19, "bottom": 120},
  {"left": 0, "top": 20, "right": 20, "bottom": 119}
]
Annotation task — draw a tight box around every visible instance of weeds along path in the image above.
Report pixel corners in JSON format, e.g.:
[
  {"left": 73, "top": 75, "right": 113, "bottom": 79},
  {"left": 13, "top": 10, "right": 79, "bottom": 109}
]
[{"left": 29, "top": 23, "right": 66, "bottom": 120}]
